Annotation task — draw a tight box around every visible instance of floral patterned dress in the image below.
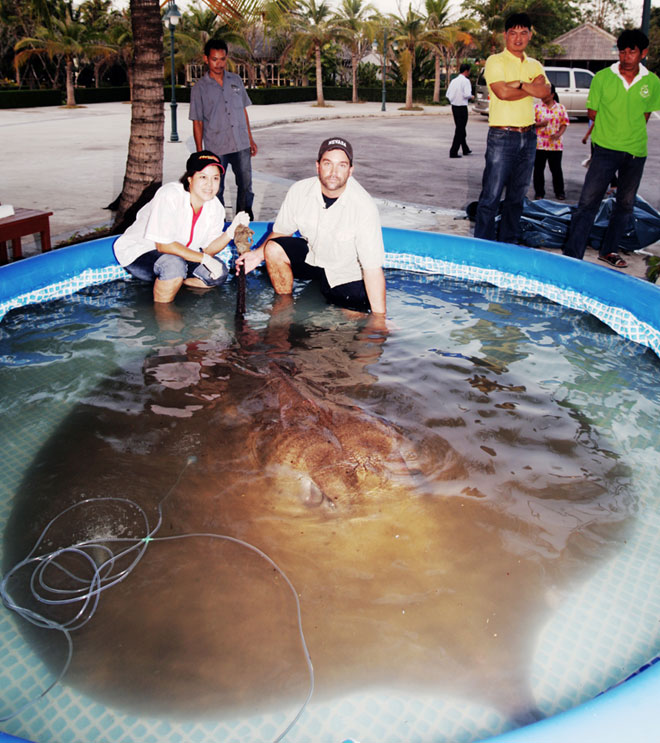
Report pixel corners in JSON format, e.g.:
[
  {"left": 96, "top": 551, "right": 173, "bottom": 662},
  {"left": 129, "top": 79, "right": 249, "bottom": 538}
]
[{"left": 534, "top": 101, "right": 569, "bottom": 150}]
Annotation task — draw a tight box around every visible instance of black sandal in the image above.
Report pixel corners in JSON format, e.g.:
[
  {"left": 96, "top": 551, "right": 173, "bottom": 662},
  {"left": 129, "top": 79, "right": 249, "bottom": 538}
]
[{"left": 598, "top": 253, "right": 628, "bottom": 268}]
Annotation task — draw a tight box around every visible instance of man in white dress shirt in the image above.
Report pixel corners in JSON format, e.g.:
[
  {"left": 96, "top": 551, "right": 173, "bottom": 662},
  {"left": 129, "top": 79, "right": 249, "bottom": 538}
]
[
  {"left": 446, "top": 63, "right": 474, "bottom": 158},
  {"left": 235, "top": 137, "right": 386, "bottom": 316}
]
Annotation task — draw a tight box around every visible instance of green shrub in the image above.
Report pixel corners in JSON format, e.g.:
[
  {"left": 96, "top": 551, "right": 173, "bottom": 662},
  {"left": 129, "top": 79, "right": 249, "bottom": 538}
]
[
  {"left": 164, "top": 85, "right": 190, "bottom": 103},
  {"left": 247, "top": 87, "right": 316, "bottom": 105},
  {"left": 0, "top": 83, "right": 449, "bottom": 109},
  {"left": 75, "top": 86, "right": 132, "bottom": 104},
  {"left": 0, "top": 88, "right": 62, "bottom": 108}
]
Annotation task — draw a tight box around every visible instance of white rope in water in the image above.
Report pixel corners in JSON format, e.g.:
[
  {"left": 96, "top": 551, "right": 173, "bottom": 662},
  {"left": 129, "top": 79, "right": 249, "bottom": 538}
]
[{"left": 0, "top": 457, "right": 315, "bottom": 743}]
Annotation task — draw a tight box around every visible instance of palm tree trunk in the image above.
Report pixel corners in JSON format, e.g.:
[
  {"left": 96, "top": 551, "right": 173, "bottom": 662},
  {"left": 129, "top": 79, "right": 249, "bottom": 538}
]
[
  {"left": 351, "top": 50, "right": 358, "bottom": 104},
  {"left": 406, "top": 56, "right": 413, "bottom": 109},
  {"left": 113, "top": 0, "right": 164, "bottom": 229},
  {"left": 315, "top": 42, "right": 325, "bottom": 106},
  {"left": 65, "top": 56, "right": 76, "bottom": 106},
  {"left": 433, "top": 52, "right": 440, "bottom": 103}
]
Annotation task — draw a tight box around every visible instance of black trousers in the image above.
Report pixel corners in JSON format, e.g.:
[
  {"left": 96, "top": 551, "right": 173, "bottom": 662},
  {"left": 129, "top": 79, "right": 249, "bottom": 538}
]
[
  {"left": 533, "top": 149, "right": 565, "bottom": 199},
  {"left": 450, "top": 105, "right": 470, "bottom": 155}
]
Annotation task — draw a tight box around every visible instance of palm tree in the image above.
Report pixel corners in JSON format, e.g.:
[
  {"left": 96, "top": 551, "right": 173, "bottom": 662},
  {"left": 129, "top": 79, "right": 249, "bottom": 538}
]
[
  {"left": 14, "top": 3, "right": 115, "bottom": 106},
  {"left": 175, "top": 2, "right": 244, "bottom": 66},
  {"left": 461, "top": 0, "right": 512, "bottom": 56},
  {"left": 333, "top": 0, "right": 378, "bottom": 104},
  {"left": 104, "top": 9, "right": 134, "bottom": 92},
  {"left": 112, "top": 0, "right": 164, "bottom": 227},
  {"left": 389, "top": 4, "right": 434, "bottom": 110},
  {"left": 425, "top": 0, "right": 453, "bottom": 103},
  {"left": 113, "top": 0, "right": 244, "bottom": 227},
  {"left": 80, "top": 0, "right": 120, "bottom": 87},
  {"left": 285, "top": 0, "right": 337, "bottom": 106},
  {"left": 0, "top": 0, "right": 46, "bottom": 83},
  {"left": 437, "top": 23, "right": 475, "bottom": 83}
]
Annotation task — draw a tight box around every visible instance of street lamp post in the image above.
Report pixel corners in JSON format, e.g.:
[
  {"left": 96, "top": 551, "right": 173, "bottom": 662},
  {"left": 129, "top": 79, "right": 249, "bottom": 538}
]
[
  {"left": 373, "top": 31, "right": 388, "bottom": 112},
  {"left": 165, "top": 1, "right": 181, "bottom": 143},
  {"left": 373, "top": 32, "right": 398, "bottom": 112},
  {"left": 381, "top": 29, "right": 387, "bottom": 112}
]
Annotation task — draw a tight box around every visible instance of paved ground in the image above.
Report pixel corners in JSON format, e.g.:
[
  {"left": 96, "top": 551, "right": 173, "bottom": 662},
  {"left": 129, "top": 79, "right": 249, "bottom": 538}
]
[{"left": 1, "top": 99, "right": 659, "bottom": 279}]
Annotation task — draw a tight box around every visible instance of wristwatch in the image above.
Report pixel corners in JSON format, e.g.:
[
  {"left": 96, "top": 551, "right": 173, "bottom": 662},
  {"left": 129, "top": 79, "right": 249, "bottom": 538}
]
[{"left": 518, "top": 81, "right": 524, "bottom": 89}]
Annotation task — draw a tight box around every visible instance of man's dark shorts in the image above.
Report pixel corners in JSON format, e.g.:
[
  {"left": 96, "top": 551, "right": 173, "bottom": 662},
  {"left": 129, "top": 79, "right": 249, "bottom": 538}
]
[{"left": 272, "top": 236, "right": 370, "bottom": 312}]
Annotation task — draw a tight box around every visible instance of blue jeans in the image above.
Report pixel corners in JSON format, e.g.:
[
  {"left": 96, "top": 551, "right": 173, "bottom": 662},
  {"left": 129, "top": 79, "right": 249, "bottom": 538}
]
[
  {"left": 563, "top": 144, "right": 646, "bottom": 260},
  {"left": 124, "top": 250, "right": 228, "bottom": 286},
  {"left": 474, "top": 127, "right": 537, "bottom": 243},
  {"left": 219, "top": 148, "right": 254, "bottom": 218}
]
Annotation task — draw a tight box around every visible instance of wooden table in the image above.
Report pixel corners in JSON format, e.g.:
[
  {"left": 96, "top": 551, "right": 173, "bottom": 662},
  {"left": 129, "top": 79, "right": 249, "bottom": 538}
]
[{"left": 0, "top": 208, "right": 53, "bottom": 263}]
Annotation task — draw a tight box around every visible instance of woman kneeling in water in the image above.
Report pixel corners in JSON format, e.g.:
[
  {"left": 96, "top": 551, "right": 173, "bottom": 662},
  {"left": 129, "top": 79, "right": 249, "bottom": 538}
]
[{"left": 113, "top": 150, "right": 249, "bottom": 303}]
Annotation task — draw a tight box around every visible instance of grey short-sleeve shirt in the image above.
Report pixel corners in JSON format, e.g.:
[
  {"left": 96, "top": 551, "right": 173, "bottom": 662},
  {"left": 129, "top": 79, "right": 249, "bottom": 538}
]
[{"left": 189, "top": 71, "right": 252, "bottom": 156}]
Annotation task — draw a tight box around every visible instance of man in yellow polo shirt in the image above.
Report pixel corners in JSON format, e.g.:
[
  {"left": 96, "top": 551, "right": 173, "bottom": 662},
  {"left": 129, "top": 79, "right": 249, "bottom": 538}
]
[{"left": 474, "top": 13, "right": 550, "bottom": 243}]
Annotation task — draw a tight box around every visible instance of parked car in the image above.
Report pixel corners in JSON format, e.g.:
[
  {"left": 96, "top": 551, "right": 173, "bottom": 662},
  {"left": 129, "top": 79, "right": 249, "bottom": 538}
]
[
  {"left": 545, "top": 67, "right": 595, "bottom": 118},
  {"left": 472, "top": 67, "right": 595, "bottom": 119}
]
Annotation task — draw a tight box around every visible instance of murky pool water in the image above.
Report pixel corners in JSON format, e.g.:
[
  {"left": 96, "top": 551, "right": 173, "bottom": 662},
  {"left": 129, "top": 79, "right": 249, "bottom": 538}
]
[{"left": 1, "top": 271, "right": 659, "bottom": 743}]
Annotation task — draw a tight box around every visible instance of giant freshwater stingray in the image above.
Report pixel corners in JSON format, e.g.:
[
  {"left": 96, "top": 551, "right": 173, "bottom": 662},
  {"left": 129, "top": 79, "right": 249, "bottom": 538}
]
[{"left": 3, "top": 290, "right": 635, "bottom": 732}]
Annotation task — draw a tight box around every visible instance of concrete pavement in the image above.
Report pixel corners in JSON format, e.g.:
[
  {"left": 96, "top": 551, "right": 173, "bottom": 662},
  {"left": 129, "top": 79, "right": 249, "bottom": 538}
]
[
  {"left": 0, "top": 99, "right": 455, "bottom": 242},
  {"left": 1, "top": 98, "right": 658, "bottom": 279}
]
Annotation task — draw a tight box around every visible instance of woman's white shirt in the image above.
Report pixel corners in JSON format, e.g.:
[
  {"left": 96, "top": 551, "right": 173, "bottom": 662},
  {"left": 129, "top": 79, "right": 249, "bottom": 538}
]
[{"left": 113, "top": 182, "right": 229, "bottom": 267}]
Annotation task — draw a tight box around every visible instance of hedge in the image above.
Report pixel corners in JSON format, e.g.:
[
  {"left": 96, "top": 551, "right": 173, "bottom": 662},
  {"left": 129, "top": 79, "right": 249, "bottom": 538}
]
[
  {"left": 164, "top": 85, "right": 190, "bottom": 103},
  {"left": 75, "top": 86, "right": 132, "bottom": 104},
  {"left": 0, "top": 88, "right": 62, "bottom": 108},
  {"left": 324, "top": 86, "right": 447, "bottom": 104},
  {"left": 0, "top": 84, "right": 447, "bottom": 109}
]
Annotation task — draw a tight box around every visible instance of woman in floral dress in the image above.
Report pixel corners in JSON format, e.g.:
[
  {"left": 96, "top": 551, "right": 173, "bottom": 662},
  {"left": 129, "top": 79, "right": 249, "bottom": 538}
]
[{"left": 533, "top": 85, "right": 570, "bottom": 200}]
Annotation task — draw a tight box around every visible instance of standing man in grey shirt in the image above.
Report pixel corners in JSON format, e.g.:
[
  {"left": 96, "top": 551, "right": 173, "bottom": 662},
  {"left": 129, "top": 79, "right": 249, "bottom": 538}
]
[{"left": 189, "top": 38, "right": 258, "bottom": 219}]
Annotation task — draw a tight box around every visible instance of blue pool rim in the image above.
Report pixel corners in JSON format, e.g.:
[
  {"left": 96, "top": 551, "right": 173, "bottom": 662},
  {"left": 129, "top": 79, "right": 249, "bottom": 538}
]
[{"left": 1, "top": 224, "right": 659, "bottom": 743}]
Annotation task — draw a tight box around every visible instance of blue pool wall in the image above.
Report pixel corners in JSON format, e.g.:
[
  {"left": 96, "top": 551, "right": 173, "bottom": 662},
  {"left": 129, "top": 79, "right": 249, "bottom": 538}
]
[
  {"left": 1, "top": 225, "right": 660, "bottom": 358},
  {"left": 1, "top": 224, "right": 659, "bottom": 743}
]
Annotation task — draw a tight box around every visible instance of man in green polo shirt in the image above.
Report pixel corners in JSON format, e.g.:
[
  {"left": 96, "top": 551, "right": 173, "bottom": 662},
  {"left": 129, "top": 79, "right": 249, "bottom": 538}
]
[{"left": 563, "top": 29, "right": 660, "bottom": 267}]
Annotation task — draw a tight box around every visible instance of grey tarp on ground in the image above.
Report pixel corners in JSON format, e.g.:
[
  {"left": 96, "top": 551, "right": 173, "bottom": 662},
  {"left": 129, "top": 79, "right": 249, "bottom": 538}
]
[{"left": 518, "top": 195, "right": 660, "bottom": 252}]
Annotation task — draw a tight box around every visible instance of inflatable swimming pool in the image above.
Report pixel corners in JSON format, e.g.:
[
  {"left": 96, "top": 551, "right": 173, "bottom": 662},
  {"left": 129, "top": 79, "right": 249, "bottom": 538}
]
[{"left": 1, "top": 225, "right": 659, "bottom": 743}]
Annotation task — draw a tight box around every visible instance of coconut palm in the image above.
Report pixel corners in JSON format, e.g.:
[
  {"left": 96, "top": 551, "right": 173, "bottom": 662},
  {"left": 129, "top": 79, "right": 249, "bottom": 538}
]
[
  {"left": 112, "top": 0, "right": 164, "bottom": 227},
  {"left": 285, "top": 0, "right": 338, "bottom": 106},
  {"left": 389, "top": 4, "right": 435, "bottom": 110},
  {"left": 14, "top": 2, "right": 115, "bottom": 105},
  {"left": 333, "top": 0, "right": 378, "bottom": 104},
  {"left": 105, "top": 9, "right": 134, "bottom": 95},
  {"left": 425, "top": 0, "right": 458, "bottom": 103},
  {"left": 80, "top": 0, "right": 123, "bottom": 87},
  {"left": 437, "top": 22, "right": 475, "bottom": 83},
  {"left": 175, "top": 1, "right": 246, "bottom": 69},
  {"left": 113, "top": 0, "right": 244, "bottom": 227}
]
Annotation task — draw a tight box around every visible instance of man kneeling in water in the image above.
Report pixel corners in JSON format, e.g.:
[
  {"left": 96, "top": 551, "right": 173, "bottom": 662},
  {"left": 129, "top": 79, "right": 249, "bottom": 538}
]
[{"left": 235, "top": 137, "right": 386, "bottom": 316}]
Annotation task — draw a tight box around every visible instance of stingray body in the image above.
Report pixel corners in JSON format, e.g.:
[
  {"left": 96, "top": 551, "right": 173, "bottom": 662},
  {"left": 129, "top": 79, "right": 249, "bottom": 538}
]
[{"left": 3, "top": 319, "right": 634, "bottom": 729}]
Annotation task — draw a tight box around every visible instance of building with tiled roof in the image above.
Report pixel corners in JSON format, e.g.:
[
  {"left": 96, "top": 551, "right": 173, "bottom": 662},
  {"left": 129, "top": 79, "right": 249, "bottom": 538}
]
[{"left": 545, "top": 22, "right": 619, "bottom": 71}]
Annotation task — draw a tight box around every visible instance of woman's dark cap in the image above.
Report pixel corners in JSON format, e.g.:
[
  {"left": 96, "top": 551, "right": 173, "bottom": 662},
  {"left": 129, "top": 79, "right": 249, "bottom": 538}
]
[{"left": 186, "top": 150, "right": 225, "bottom": 175}]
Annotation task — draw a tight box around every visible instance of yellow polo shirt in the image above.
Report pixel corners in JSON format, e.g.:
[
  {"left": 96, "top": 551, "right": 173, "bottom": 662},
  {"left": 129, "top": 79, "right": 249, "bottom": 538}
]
[{"left": 485, "top": 48, "right": 547, "bottom": 127}]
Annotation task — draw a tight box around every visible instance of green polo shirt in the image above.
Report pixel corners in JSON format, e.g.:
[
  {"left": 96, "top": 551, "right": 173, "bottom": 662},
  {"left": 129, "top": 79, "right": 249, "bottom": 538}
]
[{"left": 588, "top": 63, "right": 660, "bottom": 157}]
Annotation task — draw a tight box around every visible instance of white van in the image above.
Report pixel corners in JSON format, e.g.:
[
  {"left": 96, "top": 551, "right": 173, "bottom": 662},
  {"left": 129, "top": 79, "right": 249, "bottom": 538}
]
[{"left": 472, "top": 66, "right": 595, "bottom": 119}]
